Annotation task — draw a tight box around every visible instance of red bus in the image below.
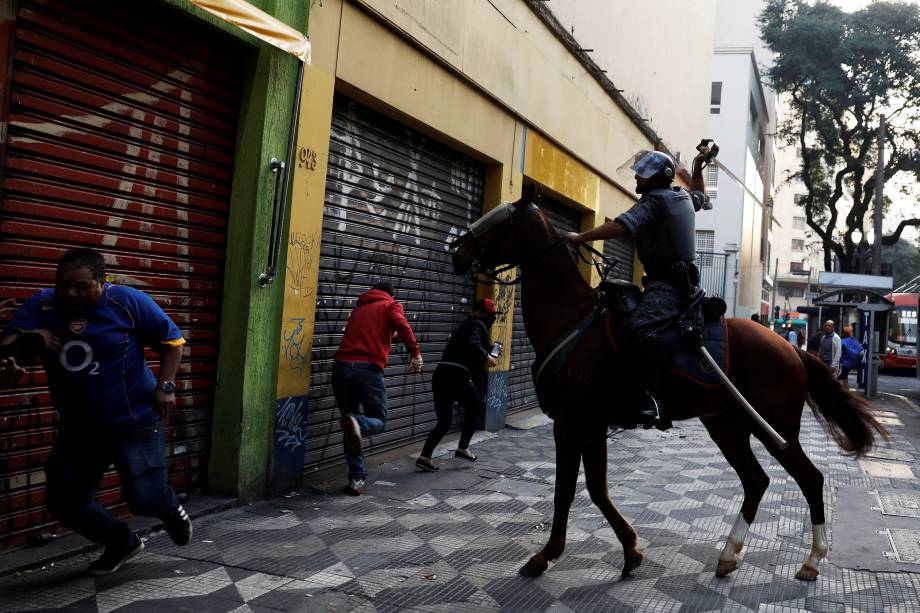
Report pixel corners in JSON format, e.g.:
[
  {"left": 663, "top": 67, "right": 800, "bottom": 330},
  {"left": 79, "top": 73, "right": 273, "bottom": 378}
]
[{"left": 883, "top": 293, "right": 918, "bottom": 369}]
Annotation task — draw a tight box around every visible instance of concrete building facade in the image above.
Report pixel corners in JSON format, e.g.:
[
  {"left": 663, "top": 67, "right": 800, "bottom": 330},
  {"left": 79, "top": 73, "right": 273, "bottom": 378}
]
[{"left": 696, "top": 0, "right": 776, "bottom": 318}]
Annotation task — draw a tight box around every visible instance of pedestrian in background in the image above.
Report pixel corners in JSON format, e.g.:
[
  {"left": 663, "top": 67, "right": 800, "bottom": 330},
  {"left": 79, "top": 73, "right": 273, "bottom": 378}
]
[
  {"left": 787, "top": 324, "right": 798, "bottom": 346},
  {"left": 333, "top": 281, "right": 422, "bottom": 496},
  {"left": 416, "top": 298, "right": 500, "bottom": 472},
  {"left": 807, "top": 329, "right": 822, "bottom": 355},
  {"left": 838, "top": 325, "right": 863, "bottom": 390},
  {"left": 0, "top": 249, "right": 191, "bottom": 575},
  {"left": 818, "top": 319, "right": 842, "bottom": 374}
]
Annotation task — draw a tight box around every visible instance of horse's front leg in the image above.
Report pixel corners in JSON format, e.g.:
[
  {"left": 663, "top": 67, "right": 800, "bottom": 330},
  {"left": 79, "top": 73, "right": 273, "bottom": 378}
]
[
  {"left": 582, "top": 433, "right": 643, "bottom": 576},
  {"left": 519, "top": 425, "right": 581, "bottom": 577}
]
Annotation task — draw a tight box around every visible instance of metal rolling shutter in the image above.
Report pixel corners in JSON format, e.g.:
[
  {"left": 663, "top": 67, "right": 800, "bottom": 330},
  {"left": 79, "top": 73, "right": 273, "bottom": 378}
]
[
  {"left": 307, "top": 95, "right": 483, "bottom": 469},
  {"left": 0, "top": 0, "right": 242, "bottom": 548},
  {"left": 604, "top": 232, "right": 636, "bottom": 282},
  {"left": 507, "top": 196, "right": 582, "bottom": 413}
]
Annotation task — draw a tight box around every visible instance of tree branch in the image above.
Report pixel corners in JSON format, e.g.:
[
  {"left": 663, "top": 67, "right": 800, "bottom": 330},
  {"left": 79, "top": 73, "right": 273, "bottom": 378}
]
[{"left": 883, "top": 218, "right": 920, "bottom": 245}]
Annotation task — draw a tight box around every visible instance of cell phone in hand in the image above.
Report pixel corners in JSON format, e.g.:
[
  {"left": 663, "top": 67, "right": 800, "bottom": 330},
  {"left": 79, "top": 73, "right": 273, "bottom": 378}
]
[{"left": 489, "top": 341, "right": 503, "bottom": 358}]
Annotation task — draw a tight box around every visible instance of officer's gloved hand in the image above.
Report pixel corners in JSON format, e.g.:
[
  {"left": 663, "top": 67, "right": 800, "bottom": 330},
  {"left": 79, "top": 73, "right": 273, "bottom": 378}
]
[{"left": 408, "top": 355, "right": 424, "bottom": 374}]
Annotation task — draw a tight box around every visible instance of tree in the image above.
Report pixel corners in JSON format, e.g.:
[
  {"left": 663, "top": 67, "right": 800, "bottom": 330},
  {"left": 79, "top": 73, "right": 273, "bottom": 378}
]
[
  {"left": 882, "top": 240, "right": 920, "bottom": 288},
  {"left": 760, "top": 0, "right": 920, "bottom": 272}
]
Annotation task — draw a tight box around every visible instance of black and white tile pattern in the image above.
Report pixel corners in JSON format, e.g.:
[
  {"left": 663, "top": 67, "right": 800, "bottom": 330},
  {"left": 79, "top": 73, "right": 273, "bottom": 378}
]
[{"left": 3, "top": 399, "right": 920, "bottom": 612}]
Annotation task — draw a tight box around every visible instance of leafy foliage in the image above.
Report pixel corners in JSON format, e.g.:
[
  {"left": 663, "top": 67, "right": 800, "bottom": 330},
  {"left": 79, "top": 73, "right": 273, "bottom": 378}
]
[{"left": 760, "top": 0, "right": 920, "bottom": 272}]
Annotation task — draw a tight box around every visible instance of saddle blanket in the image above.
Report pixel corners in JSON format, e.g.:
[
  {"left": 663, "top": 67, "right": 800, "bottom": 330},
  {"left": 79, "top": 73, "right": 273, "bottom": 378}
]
[{"left": 669, "top": 317, "right": 730, "bottom": 388}]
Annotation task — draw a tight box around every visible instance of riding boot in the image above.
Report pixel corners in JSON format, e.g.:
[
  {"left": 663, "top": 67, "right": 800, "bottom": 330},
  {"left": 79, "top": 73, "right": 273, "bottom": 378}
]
[{"left": 636, "top": 343, "right": 672, "bottom": 431}]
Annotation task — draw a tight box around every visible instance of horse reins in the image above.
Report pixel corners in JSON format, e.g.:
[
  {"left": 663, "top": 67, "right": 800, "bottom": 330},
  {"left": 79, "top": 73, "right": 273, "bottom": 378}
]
[{"left": 472, "top": 237, "right": 620, "bottom": 287}]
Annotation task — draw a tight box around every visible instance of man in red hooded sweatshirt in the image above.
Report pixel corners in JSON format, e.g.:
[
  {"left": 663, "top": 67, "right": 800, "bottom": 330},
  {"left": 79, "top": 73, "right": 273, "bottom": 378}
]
[{"left": 334, "top": 281, "right": 422, "bottom": 495}]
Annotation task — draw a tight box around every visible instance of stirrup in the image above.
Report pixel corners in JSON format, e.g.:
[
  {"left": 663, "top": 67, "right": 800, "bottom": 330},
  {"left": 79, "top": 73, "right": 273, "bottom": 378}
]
[{"left": 638, "top": 394, "right": 661, "bottom": 430}]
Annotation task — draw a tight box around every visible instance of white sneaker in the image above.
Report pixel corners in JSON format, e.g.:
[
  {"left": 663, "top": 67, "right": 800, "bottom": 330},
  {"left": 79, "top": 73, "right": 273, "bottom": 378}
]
[{"left": 346, "top": 478, "right": 366, "bottom": 496}]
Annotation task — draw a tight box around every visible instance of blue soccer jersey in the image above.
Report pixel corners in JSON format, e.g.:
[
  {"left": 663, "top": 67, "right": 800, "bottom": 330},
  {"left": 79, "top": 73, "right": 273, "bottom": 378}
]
[{"left": 6, "top": 284, "right": 185, "bottom": 428}]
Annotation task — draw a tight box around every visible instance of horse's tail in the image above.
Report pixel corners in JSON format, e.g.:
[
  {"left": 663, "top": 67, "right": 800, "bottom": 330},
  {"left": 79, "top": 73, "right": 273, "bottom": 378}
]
[{"left": 794, "top": 346, "right": 889, "bottom": 455}]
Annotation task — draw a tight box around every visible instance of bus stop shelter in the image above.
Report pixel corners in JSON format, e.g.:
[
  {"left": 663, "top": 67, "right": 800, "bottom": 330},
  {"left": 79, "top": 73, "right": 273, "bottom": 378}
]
[{"left": 813, "top": 288, "right": 893, "bottom": 398}]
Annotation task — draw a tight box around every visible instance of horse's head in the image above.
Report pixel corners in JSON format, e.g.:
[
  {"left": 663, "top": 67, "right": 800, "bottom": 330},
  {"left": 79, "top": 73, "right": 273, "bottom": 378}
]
[{"left": 451, "top": 184, "right": 548, "bottom": 276}]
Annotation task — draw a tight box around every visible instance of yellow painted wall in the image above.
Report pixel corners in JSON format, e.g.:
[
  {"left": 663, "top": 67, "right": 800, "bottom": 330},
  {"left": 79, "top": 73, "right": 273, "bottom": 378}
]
[
  {"left": 276, "top": 66, "right": 336, "bottom": 400},
  {"left": 479, "top": 153, "right": 523, "bottom": 371},
  {"left": 310, "top": 0, "right": 685, "bottom": 190}
]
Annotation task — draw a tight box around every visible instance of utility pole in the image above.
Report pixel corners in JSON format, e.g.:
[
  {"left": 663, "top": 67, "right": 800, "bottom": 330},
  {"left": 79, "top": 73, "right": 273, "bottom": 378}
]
[
  {"left": 770, "top": 257, "right": 779, "bottom": 328},
  {"left": 872, "top": 114, "right": 885, "bottom": 275}
]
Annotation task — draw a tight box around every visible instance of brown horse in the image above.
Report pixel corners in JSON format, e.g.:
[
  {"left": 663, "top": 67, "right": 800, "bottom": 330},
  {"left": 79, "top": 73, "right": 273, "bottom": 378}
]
[{"left": 452, "top": 193, "right": 887, "bottom": 582}]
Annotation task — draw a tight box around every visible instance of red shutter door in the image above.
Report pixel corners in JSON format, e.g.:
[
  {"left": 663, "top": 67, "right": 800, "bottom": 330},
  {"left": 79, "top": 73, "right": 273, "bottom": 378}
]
[{"left": 0, "top": 0, "right": 243, "bottom": 549}]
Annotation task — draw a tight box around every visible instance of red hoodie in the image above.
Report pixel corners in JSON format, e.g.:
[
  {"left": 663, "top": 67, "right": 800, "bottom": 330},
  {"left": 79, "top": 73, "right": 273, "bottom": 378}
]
[{"left": 334, "top": 289, "right": 421, "bottom": 371}]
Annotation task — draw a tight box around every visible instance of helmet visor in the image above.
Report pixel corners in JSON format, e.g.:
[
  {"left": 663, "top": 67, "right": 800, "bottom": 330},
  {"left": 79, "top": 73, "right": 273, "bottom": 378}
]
[{"left": 616, "top": 150, "right": 669, "bottom": 181}]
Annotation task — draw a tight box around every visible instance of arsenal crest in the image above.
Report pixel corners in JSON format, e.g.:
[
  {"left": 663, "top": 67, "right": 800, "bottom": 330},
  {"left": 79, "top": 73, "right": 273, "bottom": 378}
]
[{"left": 70, "top": 319, "right": 87, "bottom": 334}]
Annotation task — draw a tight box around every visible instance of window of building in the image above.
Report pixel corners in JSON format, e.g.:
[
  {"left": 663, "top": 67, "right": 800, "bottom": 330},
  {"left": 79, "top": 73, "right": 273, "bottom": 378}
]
[
  {"left": 792, "top": 239, "right": 805, "bottom": 251},
  {"left": 696, "top": 230, "right": 714, "bottom": 253},
  {"left": 696, "top": 230, "right": 714, "bottom": 266},
  {"left": 710, "top": 82, "right": 722, "bottom": 114},
  {"left": 794, "top": 193, "right": 807, "bottom": 206},
  {"left": 706, "top": 164, "right": 719, "bottom": 187},
  {"left": 793, "top": 216, "right": 806, "bottom": 230},
  {"left": 749, "top": 95, "right": 759, "bottom": 128},
  {"left": 790, "top": 261, "right": 805, "bottom": 272},
  {"left": 780, "top": 285, "right": 805, "bottom": 298}
]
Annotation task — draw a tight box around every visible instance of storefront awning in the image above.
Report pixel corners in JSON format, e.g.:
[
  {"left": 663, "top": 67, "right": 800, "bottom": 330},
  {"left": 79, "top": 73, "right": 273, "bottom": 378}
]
[{"left": 190, "top": 0, "right": 311, "bottom": 63}]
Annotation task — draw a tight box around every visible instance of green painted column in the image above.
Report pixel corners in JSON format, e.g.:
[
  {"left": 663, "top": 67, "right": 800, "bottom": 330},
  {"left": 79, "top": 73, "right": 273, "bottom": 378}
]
[{"left": 160, "top": 0, "right": 311, "bottom": 500}]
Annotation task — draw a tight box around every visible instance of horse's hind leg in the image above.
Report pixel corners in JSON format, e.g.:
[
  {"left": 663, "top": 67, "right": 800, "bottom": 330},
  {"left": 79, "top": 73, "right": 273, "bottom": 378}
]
[
  {"left": 757, "top": 436, "right": 827, "bottom": 581},
  {"left": 582, "top": 434, "right": 643, "bottom": 576},
  {"left": 519, "top": 424, "right": 581, "bottom": 577},
  {"left": 702, "top": 414, "right": 770, "bottom": 578}
]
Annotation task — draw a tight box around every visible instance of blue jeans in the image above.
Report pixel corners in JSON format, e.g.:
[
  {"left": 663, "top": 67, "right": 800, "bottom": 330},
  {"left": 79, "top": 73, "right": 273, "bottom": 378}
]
[
  {"left": 332, "top": 361, "right": 388, "bottom": 479},
  {"left": 45, "top": 421, "right": 180, "bottom": 548}
]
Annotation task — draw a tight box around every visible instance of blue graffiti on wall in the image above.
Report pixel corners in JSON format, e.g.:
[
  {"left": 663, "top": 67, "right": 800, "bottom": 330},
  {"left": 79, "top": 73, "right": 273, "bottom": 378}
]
[{"left": 283, "top": 317, "right": 308, "bottom": 375}]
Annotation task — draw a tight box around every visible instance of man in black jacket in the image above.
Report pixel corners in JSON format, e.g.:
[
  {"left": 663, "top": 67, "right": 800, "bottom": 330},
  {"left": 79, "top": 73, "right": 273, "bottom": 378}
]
[{"left": 416, "top": 298, "right": 499, "bottom": 471}]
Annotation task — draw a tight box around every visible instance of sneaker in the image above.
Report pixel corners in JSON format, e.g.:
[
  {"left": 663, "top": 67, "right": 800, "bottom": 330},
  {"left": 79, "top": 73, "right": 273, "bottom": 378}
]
[
  {"left": 87, "top": 536, "right": 144, "bottom": 576},
  {"left": 162, "top": 504, "right": 193, "bottom": 546},
  {"left": 345, "top": 478, "right": 366, "bottom": 496},
  {"left": 340, "top": 415, "right": 363, "bottom": 456},
  {"left": 454, "top": 448, "right": 478, "bottom": 462},
  {"left": 416, "top": 457, "right": 440, "bottom": 472}
]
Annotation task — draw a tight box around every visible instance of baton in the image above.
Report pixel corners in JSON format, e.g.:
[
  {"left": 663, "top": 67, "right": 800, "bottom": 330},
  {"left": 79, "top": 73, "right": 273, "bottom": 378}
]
[{"left": 698, "top": 346, "right": 789, "bottom": 450}]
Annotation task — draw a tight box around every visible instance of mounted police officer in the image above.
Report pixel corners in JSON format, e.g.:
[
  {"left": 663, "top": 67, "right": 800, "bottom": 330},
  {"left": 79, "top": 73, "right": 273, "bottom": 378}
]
[{"left": 566, "top": 145, "right": 712, "bottom": 430}]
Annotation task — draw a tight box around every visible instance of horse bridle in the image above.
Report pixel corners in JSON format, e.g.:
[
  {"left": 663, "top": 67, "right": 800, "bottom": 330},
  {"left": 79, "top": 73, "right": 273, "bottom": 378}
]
[{"left": 460, "top": 201, "right": 619, "bottom": 286}]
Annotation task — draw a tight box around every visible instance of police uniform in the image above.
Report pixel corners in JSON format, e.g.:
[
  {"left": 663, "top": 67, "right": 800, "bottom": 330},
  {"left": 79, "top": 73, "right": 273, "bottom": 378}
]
[{"left": 615, "top": 186, "right": 707, "bottom": 388}]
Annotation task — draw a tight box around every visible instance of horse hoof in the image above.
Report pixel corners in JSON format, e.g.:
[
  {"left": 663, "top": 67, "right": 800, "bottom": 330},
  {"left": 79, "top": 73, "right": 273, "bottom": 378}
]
[
  {"left": 795, "top": 564, "right": 819, "bottom": 581},
  {"left": 622, "top": 550, "right": 643, "bottom": 577},
  {"left": 519, "top": 557, "right": 548, "bottom": 577},
  {"left": 715, "top": 559, "right": 738, "bottom": 578}
]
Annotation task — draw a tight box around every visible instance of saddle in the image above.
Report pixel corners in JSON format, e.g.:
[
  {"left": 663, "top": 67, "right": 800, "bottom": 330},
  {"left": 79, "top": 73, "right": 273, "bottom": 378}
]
[
  {"left": 599, "top": 280, "right": 731, "bottom": 388},
  {"left": 530, "top": 281, "right": 731, "bottom": 419}
]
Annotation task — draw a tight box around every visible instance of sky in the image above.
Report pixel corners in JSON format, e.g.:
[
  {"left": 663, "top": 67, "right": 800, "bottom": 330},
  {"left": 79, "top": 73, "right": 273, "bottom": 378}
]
[{"left": 832, "top": 0, "right": 918, "bottom": 10}]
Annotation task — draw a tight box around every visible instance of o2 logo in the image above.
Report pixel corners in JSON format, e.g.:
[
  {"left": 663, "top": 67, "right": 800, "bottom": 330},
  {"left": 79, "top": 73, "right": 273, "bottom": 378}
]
[{"left": 59, "top": 341, "right": 100, "bottom": 375}]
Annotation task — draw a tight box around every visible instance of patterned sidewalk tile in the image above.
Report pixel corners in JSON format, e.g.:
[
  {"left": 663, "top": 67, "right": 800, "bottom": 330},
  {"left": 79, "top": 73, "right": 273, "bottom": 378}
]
[{"left": 3, "top": 398, "right": 920, "bottom": 612}]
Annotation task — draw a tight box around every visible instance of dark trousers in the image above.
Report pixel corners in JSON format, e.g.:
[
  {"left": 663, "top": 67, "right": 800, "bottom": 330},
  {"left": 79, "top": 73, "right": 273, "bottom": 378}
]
[
  {"left": 627, "top": 281, "right": 692, "bottom": 382},
  {"left": 421, "top": 364, "right": 484, "bottom": 458},
  {"left": 44, "top": 421, "right": 179, "bottom": 549},
  {"left": 332, "top": 361, "right": 388, "bottom": 480}
]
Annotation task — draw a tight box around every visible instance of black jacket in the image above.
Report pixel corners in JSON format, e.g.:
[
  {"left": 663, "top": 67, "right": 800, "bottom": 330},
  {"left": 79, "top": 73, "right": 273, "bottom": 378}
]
[{"left": 439, "top": 316, "right": 491, "bottom": 383}]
